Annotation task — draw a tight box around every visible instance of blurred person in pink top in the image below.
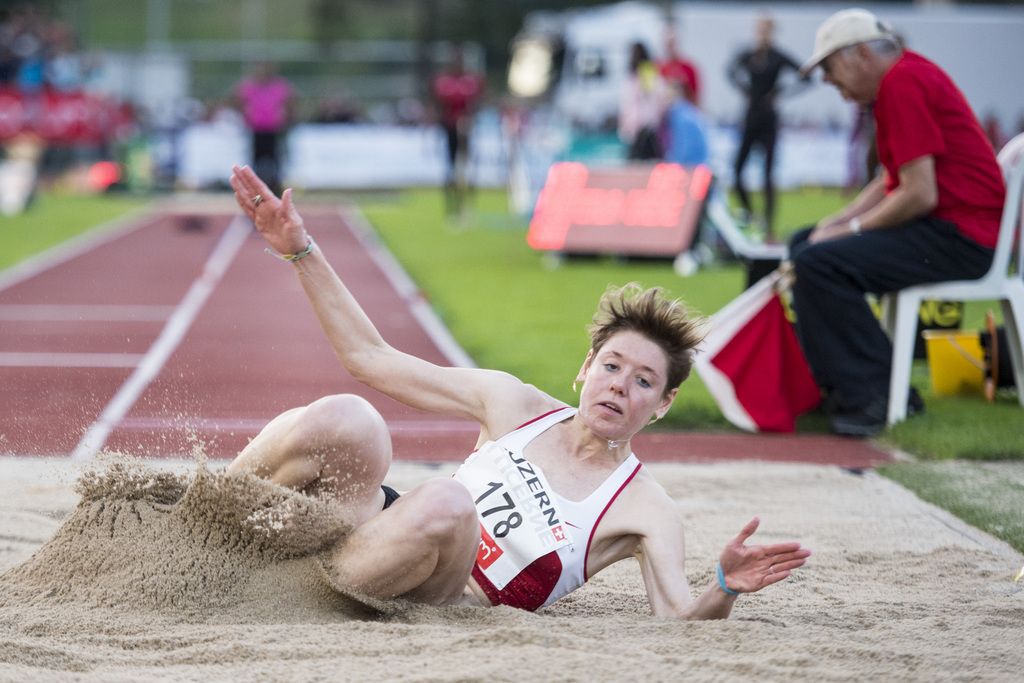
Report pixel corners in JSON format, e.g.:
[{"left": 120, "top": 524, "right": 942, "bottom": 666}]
[{"left": 235, "top": 62, "right": 294, "bottom": 196}]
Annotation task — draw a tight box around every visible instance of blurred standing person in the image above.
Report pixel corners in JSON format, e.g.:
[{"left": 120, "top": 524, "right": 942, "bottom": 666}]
[
  {"left": 663, "top": 81, "right": 708, "bottom": 167},
  {"left": 619, "top": 42, "right": 667, "bottom": 161},
  {"left": 659, "top": 28, "right": 701, "bottom": 108},
  {"left": 727, "top": 13, "right": 808, "bottom": 241},
  {"left": 235, "top": 61, "right": 294, "bottom": 197},
  {"left": 431, "top": 45, "right": 486, "bottom": 217}
]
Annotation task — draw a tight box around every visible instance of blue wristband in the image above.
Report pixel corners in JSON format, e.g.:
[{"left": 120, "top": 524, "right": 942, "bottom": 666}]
[{"left": 717, "top": 562, "right": 740, "bottom": 595}]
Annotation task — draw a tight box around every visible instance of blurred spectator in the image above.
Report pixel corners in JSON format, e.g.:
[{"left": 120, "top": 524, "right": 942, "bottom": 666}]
[
  {"left": 431, "top": 45, "right": 486, "bottom": 216},
  {"left": 11, "top": 6, "right": 45, "bottom": 94},
  {"left": 619, "top": 41, "right": 667, "bottom": 161},
  {"left": 43, "top": 20, "right": 83, "bottom": 92},
  {"left": 658, "top": 28, "right": 701, "bottom": 107},
  {"left": 234, "top": 61, "right": 294, "bottom": 196},
  {"left": 727, "top": 12, "right": 808, "bottom": 241},
  {"left": 663, "top": 80, "right": 708, "bottom": 167}
]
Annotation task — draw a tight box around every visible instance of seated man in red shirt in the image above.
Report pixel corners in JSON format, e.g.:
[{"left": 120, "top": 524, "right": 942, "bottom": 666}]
[{"left": 790, "top": 9, "right": 1006, "bottom": 436}]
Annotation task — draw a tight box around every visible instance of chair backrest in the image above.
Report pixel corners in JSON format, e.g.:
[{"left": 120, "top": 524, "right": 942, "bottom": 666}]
[{"left": 994, "top": 132, "right": 1024, "bottom": 279}]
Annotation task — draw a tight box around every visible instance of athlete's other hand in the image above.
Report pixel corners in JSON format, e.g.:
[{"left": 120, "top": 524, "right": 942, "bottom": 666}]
[
  {"left": 230, "top": 165, "right": 308, "bottom": 256},
  {"left": 717, "top": 517, "right": 811, "bottom": 593}
]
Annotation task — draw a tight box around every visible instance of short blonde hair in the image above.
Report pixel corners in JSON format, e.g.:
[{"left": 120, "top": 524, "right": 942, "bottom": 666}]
[{"left": 588, "top": 283, "right": 707, "bottom": 395}]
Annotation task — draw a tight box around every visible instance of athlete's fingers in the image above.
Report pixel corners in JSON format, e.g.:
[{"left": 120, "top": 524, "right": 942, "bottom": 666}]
[
  {"left": 282, "top": 187, "right": 294, "bottom": 215},
  {"left": 762, "top": 542, "right": 808, "bottom": 557},
  {"left": 729, "top": 516, "right": 760, "bottom": 546}
]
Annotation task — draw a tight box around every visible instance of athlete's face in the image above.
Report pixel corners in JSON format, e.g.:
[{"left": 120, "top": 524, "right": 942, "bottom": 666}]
[{"left": 575, "top": 330, "right": 677, "bottom": 442}]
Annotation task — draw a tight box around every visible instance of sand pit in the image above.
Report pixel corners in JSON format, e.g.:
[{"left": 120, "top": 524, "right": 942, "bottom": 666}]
[{"left": 2, "top": 455, "right": 1022, "bottom": 682}]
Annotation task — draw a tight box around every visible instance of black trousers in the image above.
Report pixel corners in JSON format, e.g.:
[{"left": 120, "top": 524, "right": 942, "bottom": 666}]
[
  {"left": 789, "top": 218, "right": 993, "bottom": 411},
  {"left": 733, "top": 108, "right": 779, "bottom": 229},
  {"left": 252, "top": 130, "right": 282, "bottom": 195}
]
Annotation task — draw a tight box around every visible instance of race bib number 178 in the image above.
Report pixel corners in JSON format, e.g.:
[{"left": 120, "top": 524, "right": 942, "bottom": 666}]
[{"left": 454, "top": 442, "right": 572, "bottom": 589}]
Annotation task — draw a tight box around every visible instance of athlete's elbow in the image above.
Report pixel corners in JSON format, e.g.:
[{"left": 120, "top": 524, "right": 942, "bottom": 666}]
[{"left": 340, "top": 344, "right": 392, "bottom": 385}]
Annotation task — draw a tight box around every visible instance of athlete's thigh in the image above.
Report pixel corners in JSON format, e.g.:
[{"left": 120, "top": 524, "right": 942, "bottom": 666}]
[
  {"left": 228, "top": 395, "right": 393, "bottom": 521},
  {"left": 331, "top": 478, "right": 479, "bottom": 605}
]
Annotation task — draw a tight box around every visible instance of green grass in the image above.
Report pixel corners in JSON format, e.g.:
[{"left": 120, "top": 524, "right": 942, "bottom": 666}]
[
  {"left": 0, "top": 193, "right": 149, "bottom": 273},
  {"left": 878, "top": 460, "right": 1024, "bottom": 553}
]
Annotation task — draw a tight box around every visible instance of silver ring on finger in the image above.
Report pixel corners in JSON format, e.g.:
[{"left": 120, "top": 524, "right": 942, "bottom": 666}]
[
  {"left": 769, "top": 565, "right": 775, "bottom": 574},
  {"left": 252, "top": 194, "right": 263, "bottom": 207}
]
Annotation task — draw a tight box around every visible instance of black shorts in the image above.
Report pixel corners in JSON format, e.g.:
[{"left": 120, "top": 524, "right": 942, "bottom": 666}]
[{"left": 381, "top": 485, "right": 401, "bottom": 510}]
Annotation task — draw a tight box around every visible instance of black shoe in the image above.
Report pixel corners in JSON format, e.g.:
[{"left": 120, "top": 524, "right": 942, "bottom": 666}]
[
  {"left": 830, "top": 388, "right": 925, "bottom": 437},
  {"left": 830, "top": 399, "right": 887, "bottom": 437}
]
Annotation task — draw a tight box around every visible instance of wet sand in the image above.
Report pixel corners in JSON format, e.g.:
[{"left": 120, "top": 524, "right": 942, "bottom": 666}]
[{"left": 2, "top": 455, "right": 1021, "bottom": 682}]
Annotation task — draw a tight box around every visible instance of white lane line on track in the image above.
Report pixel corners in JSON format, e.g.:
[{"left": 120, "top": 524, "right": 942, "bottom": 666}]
[
  {"left": 339, "top": 204, "right": 477, "bottom": 369},
  {"left": 71, "top": 215, "right": 252, "bottom": 463},
  {"left": 0, "top": 352, "right": 145, "bottom": 368},
  {"left": 0, "top": 304, "right": 175, "bottom": 321}
]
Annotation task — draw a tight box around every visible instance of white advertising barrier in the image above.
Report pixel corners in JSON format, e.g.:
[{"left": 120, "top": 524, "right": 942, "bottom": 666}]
[
  {"left": 173, "top": 116, "right": 846, "bottom": 192},
  {"left": 176, "top": 121, "right": 250, "bottom": 189},
  {"left": 175, "top": 121, "right": 508, "bottom": 191},
  {"left": 287, "top": 124, "right": 446, "bottom": 188}
]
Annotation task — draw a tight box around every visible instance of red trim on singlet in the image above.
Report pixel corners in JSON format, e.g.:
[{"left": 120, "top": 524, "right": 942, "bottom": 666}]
[
  {"left": 583, "top": 460, "right": 642, "bottom": 581},
  {"left": 515, "top": 407, "right": 571, "bottom": 431},
  {"left": 471, "top": 552, "right": 563, "bottom": 612},
  {"left": 468, "top": 407, "right": 571, "bottom": 456}
]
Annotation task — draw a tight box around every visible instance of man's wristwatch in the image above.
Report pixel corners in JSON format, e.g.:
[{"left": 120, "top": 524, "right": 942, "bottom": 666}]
[{"left": 850, "top": 216, "right": 862, "bottom": 235}]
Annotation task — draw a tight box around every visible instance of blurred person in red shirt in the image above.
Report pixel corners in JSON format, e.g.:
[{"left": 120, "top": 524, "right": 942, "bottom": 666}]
[
  {"left": 432, "top": 46, "right": 486, "bottom": 217},
  {"left": 659, "top": 28, "right": 701, "bottom": 107}
]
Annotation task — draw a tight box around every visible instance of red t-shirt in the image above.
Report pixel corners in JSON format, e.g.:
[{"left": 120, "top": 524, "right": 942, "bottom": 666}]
[
  {"left": 659, "top": 57, "right": 701, "bottom": 105},
  {"left": 432, "top": 72, "right": 486, "bottom": 128},
  {"left": 874, "top": 51, "right": 1005, "bottom": 248}
]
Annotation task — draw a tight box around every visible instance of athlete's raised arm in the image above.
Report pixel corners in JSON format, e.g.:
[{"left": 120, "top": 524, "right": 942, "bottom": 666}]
[{"left": 229, "top": 165, "right": 540, "bottom": 428}]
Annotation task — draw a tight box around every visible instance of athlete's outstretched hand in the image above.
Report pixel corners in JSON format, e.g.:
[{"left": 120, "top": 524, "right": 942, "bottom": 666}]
[
  {"left": 717, "top": 517, "right": 811, "bottom": 594},
  {"left": 229, "top": 165, "right": 309, "bottom": 257}
]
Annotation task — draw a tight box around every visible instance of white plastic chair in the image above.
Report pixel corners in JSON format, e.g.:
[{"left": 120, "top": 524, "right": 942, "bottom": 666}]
[{"left": 883, "top": 132, "right": 1024, "bottom": 424}]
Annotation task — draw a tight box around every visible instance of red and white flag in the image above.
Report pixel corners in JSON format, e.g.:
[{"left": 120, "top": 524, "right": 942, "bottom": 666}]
[{"left": 695, "top": 270, "right": 821, "bottom": 433}]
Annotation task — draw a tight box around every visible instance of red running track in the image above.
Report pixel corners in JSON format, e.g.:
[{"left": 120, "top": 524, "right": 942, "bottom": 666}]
[{"left": 0, "top": 201, "right": 893, "bottom": 468}]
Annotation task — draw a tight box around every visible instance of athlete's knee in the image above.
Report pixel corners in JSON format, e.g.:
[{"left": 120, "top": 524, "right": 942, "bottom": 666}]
[
  {"left": 239, "top": 394, "right": 390, "bottom": 492},
  {"left": 303, "top": 393, "right": 385, "bottom": 436},
  {"left": 404, "top": 478, "right": 477, "bottom": 543},
  {"left": 298, "top": 394, "right": 388, "bottom": 448}
]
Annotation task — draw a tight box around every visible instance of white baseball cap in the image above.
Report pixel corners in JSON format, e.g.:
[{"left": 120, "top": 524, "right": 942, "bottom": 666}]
[{"left": 800, "top": 9, "right": 895, "bottom": 76}]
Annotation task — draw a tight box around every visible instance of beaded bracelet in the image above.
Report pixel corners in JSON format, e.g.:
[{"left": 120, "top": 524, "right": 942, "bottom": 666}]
[
  {"left": 717, "top": 562, "right": 740, "bottom": 595},
  {"left": 266, "top": 236, "right": 315, "bottom": 262}
]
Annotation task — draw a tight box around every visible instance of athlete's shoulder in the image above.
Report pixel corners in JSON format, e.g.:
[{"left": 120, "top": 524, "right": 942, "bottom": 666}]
[
  {"left": 477, "top": 374, "right": 566, "bottom": 442},
  {"left": 603, "top": 465, "right": 680, "bottom": 534}
]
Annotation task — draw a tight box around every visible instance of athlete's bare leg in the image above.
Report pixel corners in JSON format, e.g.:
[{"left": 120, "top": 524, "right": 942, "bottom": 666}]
[
  {"left": 330, "top": 477, "right": 481, "bottom": 605},
  {"left": 227, "top": 394, "right": 392, "bottom": 525},
  {"left": 228, "top": 394, "right": 482, "bottom": 605}
]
